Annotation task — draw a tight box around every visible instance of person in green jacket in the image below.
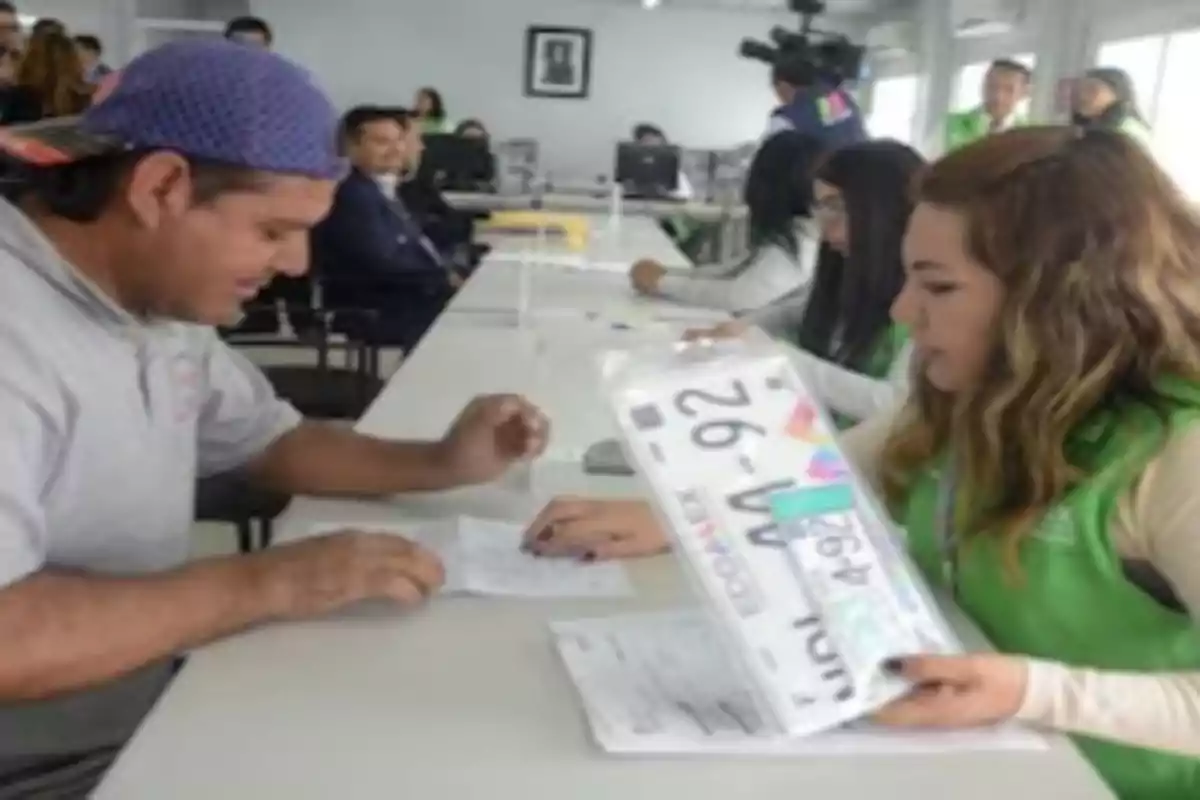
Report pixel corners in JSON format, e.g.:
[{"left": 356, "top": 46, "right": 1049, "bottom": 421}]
[
  {"left": 522, "top": 127, "right": 1200, "bottom": 799},
  {"left": 943, "top": 58, "right": 1031, "bottom": 152},
  {"left": 870, "top": 126, "right": 1200, "bottom": 799},
  {"left": 412, "top": 86, "right": 450, "bottom": 135},
  {"left": 1073, "top": 67, "right": 1154, "bottom": 148}
]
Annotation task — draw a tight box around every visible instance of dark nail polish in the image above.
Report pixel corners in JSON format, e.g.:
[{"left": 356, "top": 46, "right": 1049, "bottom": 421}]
[
  {"left": 582, "top": 551, "right": 597, "bottom": 563},
  {"left": 881, "top": 658, "right": 904, "bottom": 675}
]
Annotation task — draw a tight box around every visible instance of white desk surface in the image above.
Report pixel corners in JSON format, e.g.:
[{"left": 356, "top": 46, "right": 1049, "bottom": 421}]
[
  {"left": 446, "top": 190, "right": 748, "bottom": 223},
  {"left": 94, "top": 224, "right": 1112, "bottom": 800}
]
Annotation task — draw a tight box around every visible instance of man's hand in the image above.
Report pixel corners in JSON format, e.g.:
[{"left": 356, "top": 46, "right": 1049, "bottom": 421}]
[
  {"left": 630, "top": 259, "right": 667, "bottom": 295},
  {"left": 434, "top": 394, "right": 550, "bottom": 486},
  {"left": 254, "top": 531, "right": 446, "bottom": 619},
  {"left": 0, "top": 531, "right": 445, "bottom": 702}
]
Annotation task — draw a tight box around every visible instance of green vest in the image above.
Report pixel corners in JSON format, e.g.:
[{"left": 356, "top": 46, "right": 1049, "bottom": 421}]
[
  {"left": 830, "top": 324, "right": 908, "bottom": 430},
  {"left": 1119, "top": 117, "right": 1155, "bottom": 153},
  {"left": 944, "top": 108, "right": 1027, "bottom": 152},
  {"left": 899, "top": 379, "right": 1200, "bottom": 800},
  {"left": 861, "top": 322, "right": 907, "bottom": 381},
  {"left": 421, "top": 117, "right": 451, "bottom": 135}
]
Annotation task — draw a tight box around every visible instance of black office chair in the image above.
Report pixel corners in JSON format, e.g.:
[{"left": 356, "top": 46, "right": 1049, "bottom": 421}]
[
  {"left": 223, "top": 305, "right": 385, "bottom": 420},
  {"left": 195, "top": 471, "right": 290, "bottom": 553},
  {"left": 200, "top": 307, "right": 385, "bottom": 552}
]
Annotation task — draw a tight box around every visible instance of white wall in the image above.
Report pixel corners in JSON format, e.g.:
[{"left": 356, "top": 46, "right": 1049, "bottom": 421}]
[
  {"left": 19, "top": 0, "right": 127, "bottom": 48},
  {"left": 16, "top": 0, "right": 139, "bottom": 63},
  {"left": 250, "top": 0, "right": 858, "bottom": 178}
]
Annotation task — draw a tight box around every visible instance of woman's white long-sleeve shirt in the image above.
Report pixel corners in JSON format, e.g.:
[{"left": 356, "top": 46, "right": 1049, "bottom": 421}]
[
  {"left": 785, "top": 341, "right": 912, "bottom": 422},
  {"left": 744, "top": 294, "right": 913, "bottom": 423},
  {"left": 653, "top": 229, "right": 820, "bottom": 314}
]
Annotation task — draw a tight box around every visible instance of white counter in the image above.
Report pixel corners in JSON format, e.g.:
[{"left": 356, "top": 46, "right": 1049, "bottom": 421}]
[{"left": 94, "top": 221, "right": 1112, "bottom": 800}]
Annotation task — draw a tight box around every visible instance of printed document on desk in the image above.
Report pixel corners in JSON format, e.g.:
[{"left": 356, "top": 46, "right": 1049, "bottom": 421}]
[
  {"left": 551, "top": 610, "right": 1047, "bottom": 756},
  {"left": 310, "top": 517, "right": 632, "bottom": 599}
]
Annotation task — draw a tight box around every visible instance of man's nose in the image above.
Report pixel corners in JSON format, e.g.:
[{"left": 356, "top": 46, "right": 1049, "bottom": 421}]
[{"left": 274, "top": 233, "right": 310, "bottom": 278}]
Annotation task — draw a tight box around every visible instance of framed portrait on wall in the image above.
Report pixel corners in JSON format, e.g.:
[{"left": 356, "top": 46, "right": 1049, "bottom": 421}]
[{"left": 524, "top": 26, "right": 593, "bottom": 100}]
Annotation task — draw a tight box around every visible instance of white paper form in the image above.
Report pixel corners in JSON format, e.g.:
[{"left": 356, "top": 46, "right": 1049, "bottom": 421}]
[
  {"left": 455, "top": 517, "right": 633, "bottom": 598},
  {"left": 551, "top": 610, "right": 1047, "bottom": 756},
  {"left": 309, "top": 517, "right": 632, "bottom": 600}
]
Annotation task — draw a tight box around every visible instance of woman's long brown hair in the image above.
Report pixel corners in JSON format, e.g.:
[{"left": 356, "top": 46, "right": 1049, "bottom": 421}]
[
  {"left": 17, "top": 31, "right": 90, "bottom": 117},
  {"left": 880, "top": 126, "right": 1200, "bottom": 564}
]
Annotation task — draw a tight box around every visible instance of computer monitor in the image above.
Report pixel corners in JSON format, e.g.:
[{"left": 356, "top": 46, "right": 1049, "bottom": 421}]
[
  {"left": 418, "top": 134, "right": 496, "bottom": 192},
  {"left": 615, "top": 142, "right": 681, "bottom": 199}
]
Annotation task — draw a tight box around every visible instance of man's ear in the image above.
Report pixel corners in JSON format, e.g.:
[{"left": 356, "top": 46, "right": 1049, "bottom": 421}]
[{"left": 125, "top": 151, "right": 194, "bottom": 229}]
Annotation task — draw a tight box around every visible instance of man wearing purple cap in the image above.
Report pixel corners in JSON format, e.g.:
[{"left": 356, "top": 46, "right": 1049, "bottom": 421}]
[{"left": 0, "top": 39, "right": 549, "bottom": 796}]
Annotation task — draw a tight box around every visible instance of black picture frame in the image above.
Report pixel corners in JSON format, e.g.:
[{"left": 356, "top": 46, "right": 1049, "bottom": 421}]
[{"left": 523, "top": 26, "right": 593, "bottom": 100}]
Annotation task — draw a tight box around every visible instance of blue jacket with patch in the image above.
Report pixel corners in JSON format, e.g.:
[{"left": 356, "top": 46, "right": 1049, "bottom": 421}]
[{"left": 768, "top": 85, "right": 866, "bottom": 151}]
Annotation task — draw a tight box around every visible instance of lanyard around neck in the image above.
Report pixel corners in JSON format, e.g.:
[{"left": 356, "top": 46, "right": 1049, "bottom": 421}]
[{"left": 934, "top": 463, "right": 961, "bottom": 599}]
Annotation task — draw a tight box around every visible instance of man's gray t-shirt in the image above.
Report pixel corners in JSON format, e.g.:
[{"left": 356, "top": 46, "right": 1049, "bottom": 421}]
[{"left": 0, "top": 200, "right": 301, "bottom": 789}]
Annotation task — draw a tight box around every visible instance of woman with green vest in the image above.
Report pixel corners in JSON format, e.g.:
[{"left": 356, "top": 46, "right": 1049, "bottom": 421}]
[
  {"left": 524, "top": 128, "right": 1200, "bottom": 799},
  {"left": 412, "top": 86, "right": 450, "bottom": 135},
  {"left": 1073, "top": 67, "right": 1154, "bottom": 150},
  {"left": 863, "top": 126, "right": 1199, "bottom": 799},
  {"left": 943, "top": 58, "right": 1032, "bottom": 152}
]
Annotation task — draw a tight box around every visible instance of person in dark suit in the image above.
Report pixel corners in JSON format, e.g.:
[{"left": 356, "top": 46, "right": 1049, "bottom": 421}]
[
  {"left": 385, "top": 107, "right": 486, "bottom": 271},
  {"left": 310, "top": 105, "right": 458, "bottom": 351}
]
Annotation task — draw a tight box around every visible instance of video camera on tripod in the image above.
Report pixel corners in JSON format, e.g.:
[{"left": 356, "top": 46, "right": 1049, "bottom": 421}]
[{"left": 739, "top": 0, "right": 866, "bottom": 87}]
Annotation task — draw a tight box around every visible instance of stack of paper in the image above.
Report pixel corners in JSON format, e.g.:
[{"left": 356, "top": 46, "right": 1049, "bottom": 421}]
[
  {"left": 552, "top": 610, "right": 1046, "bottom": 756},
  {"left": 311, "top": 517, "right": 633, "bottom": 599},
  {"left": 449, "top": 517, "right": 632, "bottom": 598}
]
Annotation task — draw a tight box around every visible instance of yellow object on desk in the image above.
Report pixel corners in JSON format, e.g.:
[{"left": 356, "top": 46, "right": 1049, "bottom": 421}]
[{"left": 482, "top": 211, "right": 591, "bottom": 253}]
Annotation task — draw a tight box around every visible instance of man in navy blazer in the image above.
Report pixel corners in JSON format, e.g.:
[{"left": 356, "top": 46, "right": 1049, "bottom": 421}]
[{"left": 311, "top": 105, "right": 458, "bottom": 350}]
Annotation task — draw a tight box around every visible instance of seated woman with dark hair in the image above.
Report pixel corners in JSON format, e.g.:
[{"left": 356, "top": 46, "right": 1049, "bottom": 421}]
[
  {"left": 413, "top": 86, "right": 449, "bottom": 134},
  {"left": 1072, "top": 67, "right": 1153, "bottom": 150},
  {"left": 629, "top": 130, "right": 823, "bottom": 314},
  {"left": 693, "top": 138, "right": 926, "bottom": 426}
]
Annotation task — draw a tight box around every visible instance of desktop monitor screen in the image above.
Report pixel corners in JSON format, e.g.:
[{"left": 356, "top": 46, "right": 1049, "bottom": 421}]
[
  {"left": 419, "top": 134, "right": 496, "bottom": 192},
  {"left": 615, "top": 143, "right": 680, "bottom": 199}
]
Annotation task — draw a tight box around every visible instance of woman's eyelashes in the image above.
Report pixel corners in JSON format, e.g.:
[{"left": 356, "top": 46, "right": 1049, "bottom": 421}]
[{"left": 921, "top": 281, "right": 960, "bottom": 296}]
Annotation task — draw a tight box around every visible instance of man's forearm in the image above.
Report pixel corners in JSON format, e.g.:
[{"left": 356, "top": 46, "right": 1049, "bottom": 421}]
[
  {"left": 247, "top": 422, "right": 457, "bottom": 497},
  {"left": 0, "top": 557, "right": 278, "bottom": 702}
]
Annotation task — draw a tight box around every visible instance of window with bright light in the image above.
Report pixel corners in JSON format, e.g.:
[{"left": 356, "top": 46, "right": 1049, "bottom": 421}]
[
  {"left": 951, "top": 53, "right": 1035, "bottom": 112},
  {"left": 867, "top": 74, "right": 920, "bottom": 143},
  {"left": 1148, "top": 28, "right": 1200, "bottom": 198},
  {"left": 1090, "top": 31, "right": 1200, "bottom": 197}
]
